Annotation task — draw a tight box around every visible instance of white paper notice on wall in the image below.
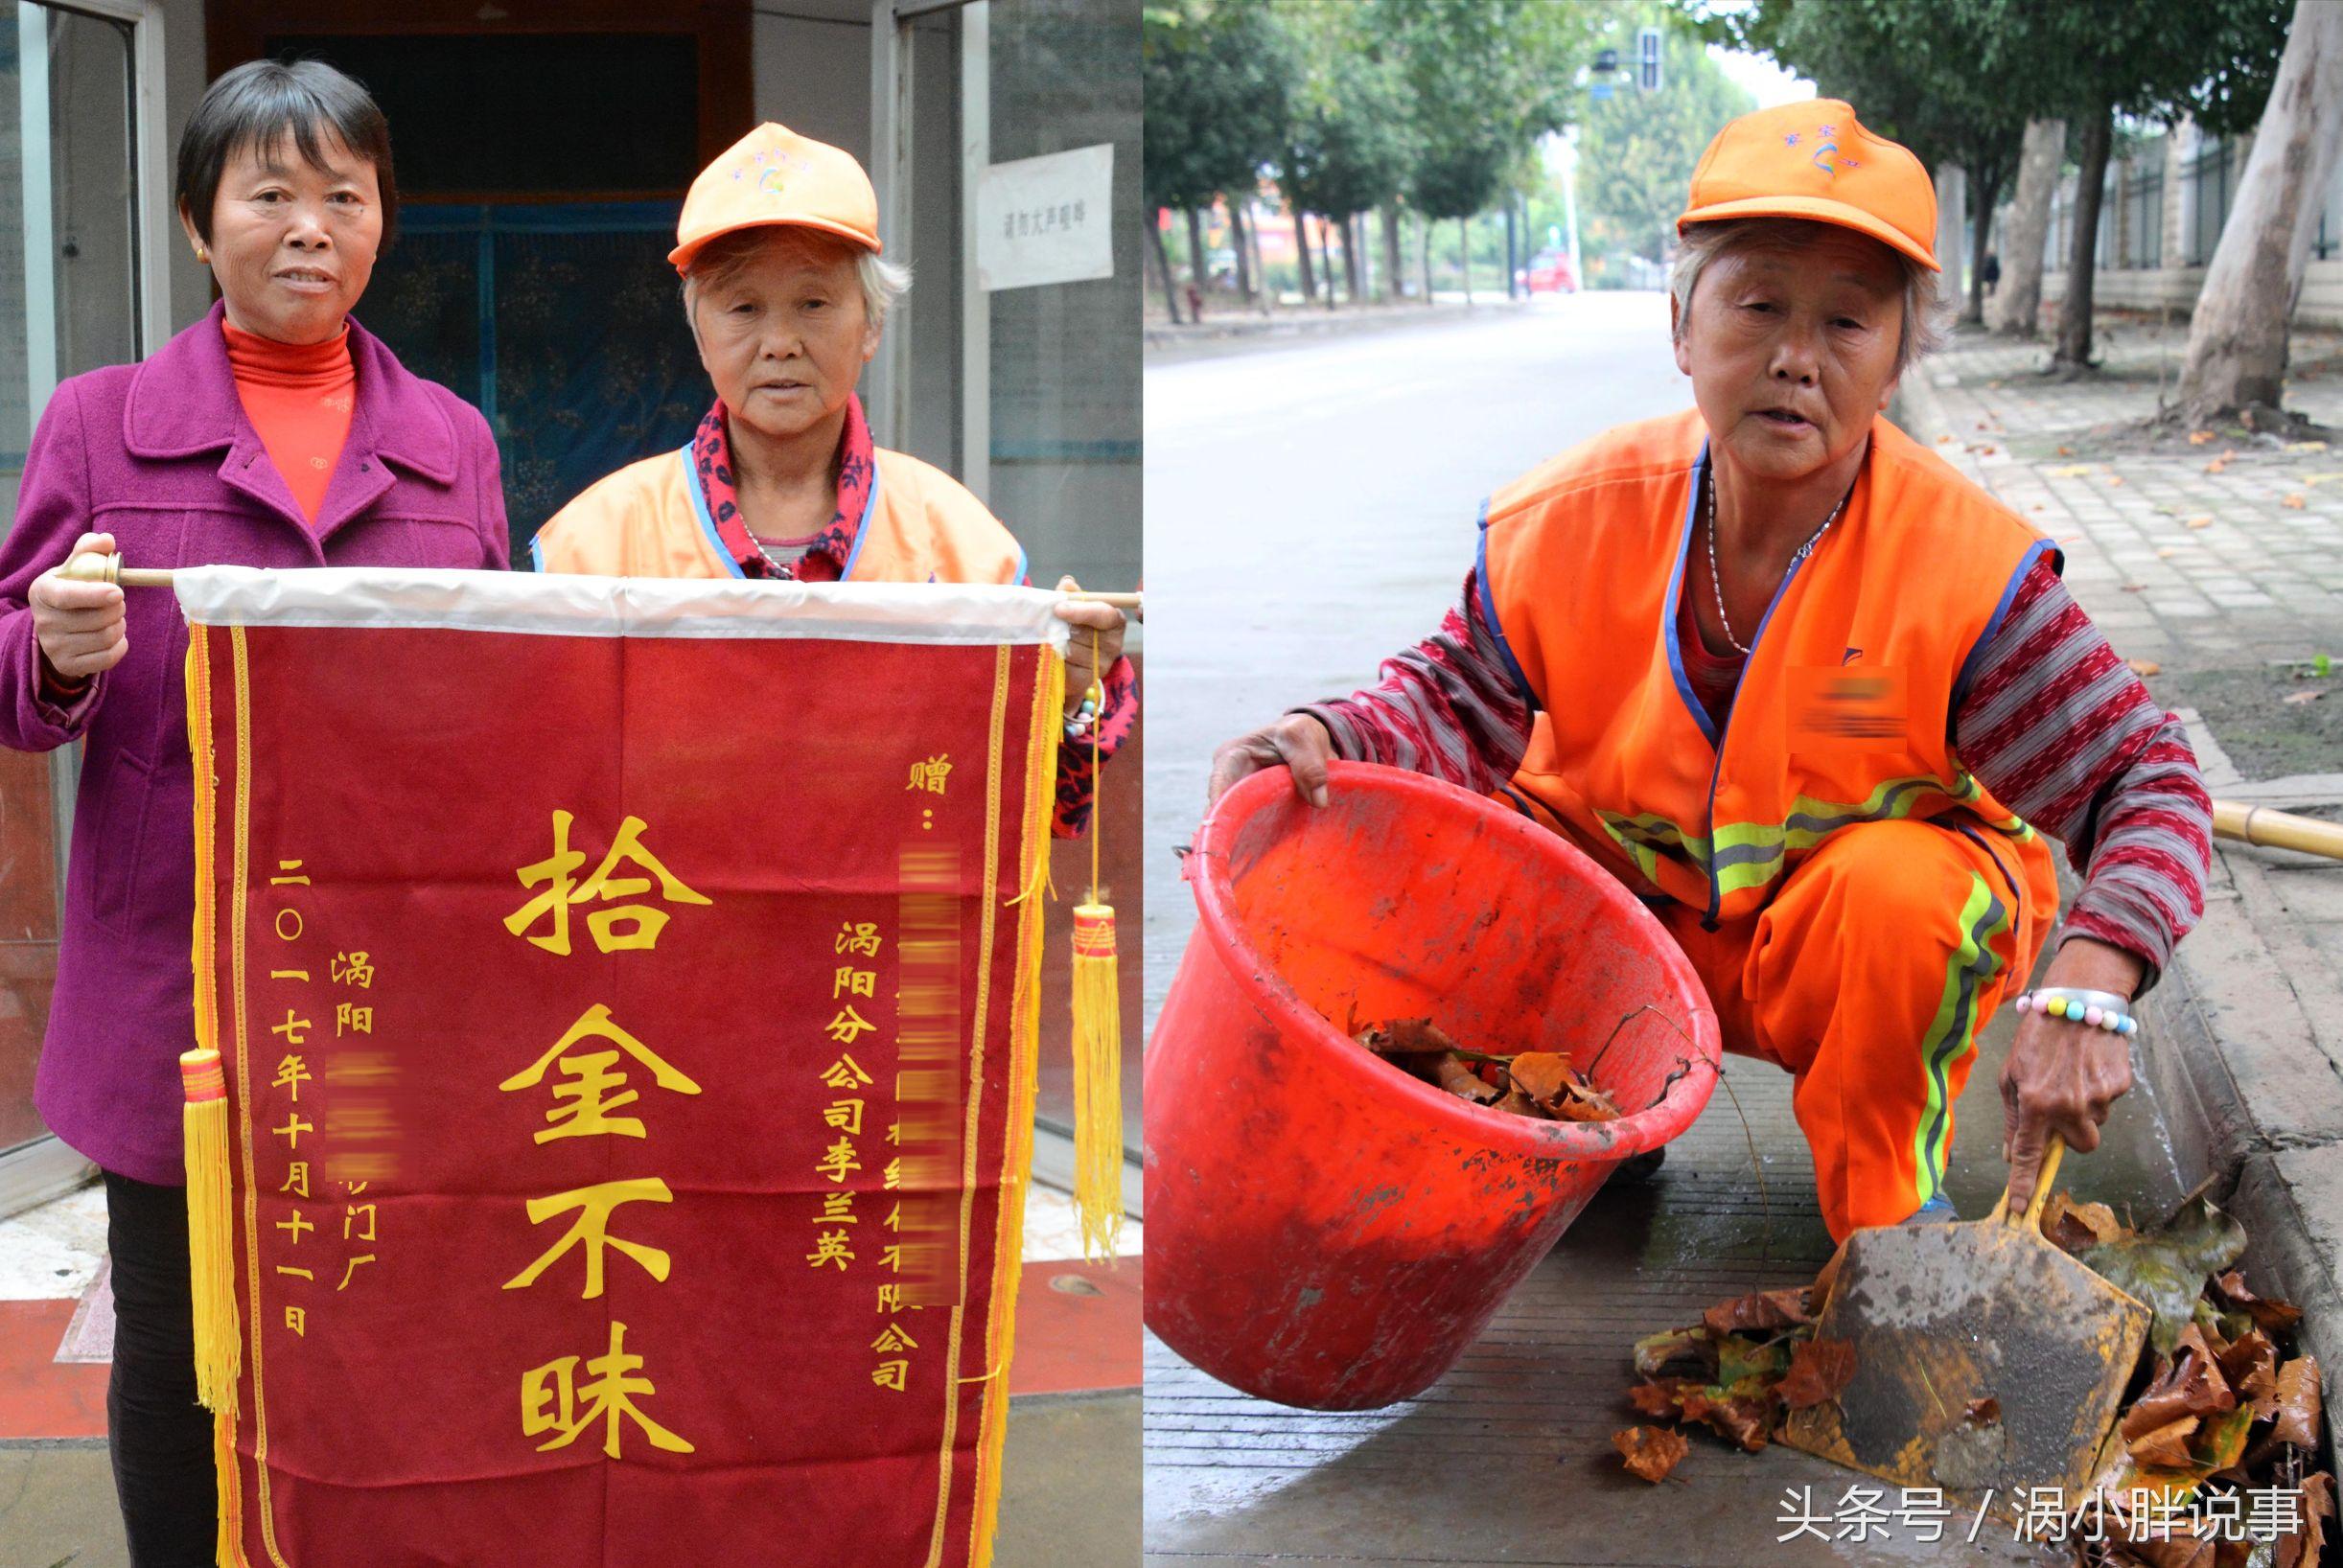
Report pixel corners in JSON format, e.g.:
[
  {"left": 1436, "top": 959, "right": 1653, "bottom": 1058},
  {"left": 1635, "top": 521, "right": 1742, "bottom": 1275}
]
[{"left": 976, "top": 144, "right": 1115, "bottom": 293}]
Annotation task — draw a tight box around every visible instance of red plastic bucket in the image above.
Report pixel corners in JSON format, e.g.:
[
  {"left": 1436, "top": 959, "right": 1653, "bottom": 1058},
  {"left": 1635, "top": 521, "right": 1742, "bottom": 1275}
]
[{"left": 1144, "top": 761, "right": 1722, "bottom": 1410}]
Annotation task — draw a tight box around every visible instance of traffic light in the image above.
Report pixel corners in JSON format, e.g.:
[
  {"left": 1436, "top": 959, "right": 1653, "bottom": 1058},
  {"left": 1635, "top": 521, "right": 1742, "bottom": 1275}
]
[{"left": 1637, "top": 28, "right": 1662, "bottom": 92}]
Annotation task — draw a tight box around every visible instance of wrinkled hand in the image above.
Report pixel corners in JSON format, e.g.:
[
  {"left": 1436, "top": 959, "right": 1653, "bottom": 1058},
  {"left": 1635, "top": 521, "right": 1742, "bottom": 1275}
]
[
  {"left": 1999, "top": 936, "right": 2146, "bottom": 1216},
  {"left": 1053, "top": 576, "right": 1126, "bottom": 718},
  {"left": 32, "top": 532, "right": 127, "bottom": 684},
  {"left": 1208, "top": 713, "right": 1335, "bottom": 808}
]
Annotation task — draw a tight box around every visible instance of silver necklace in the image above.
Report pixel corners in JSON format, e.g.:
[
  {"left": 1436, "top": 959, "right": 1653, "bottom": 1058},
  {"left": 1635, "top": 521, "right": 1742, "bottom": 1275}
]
[{"left": 1705, "top": 473, "right": 1848, "bottom": 656}]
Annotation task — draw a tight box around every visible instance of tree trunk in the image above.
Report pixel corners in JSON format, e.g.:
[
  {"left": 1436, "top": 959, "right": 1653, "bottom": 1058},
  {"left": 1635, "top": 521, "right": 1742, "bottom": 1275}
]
[
  {"left": 1185, "top": 206, "right": 1211, "bottom": 303},
  {"left": 1296, "top": 212, "right": 1319, "bottom": 302},
  {"left": 1459, "top": 217, "right": 1473, "bottom": 305},
  {"left": 1144, "top": 213, "right": 1182, "bottom": 323},
  {"left": 1229, "top": 199, "right": 1254, "bottom": 306},
  {"left": 1343, "top": 215, "right": 1364, "bottom": 304},
  {"left": 1380, "top": 200, "right": 1404, "bottom": 303},
  {"left": 2053, "top": 106, "right": 2113, "bottom": 372},
  {"left": 1249, "top": 211, "right": 1269, "bottom": 312},
  {"left": 1964, "top": 161, "right": 2006, "bottom": 325},
  {"left": 1420, "top": 219, "right": 1433, "bottom": 306},
  {"left": 2176, "top": 0, "right": 2343, "bottom": 424},
  {"left": 1993, "top": 118, "right": 2064, "bottom": 337}
]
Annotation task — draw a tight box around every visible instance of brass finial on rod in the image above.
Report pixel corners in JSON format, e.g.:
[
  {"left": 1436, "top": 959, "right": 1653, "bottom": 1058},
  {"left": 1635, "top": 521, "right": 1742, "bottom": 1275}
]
[{"left": 58, "top": 551, "right": 173, "bottom": 589}]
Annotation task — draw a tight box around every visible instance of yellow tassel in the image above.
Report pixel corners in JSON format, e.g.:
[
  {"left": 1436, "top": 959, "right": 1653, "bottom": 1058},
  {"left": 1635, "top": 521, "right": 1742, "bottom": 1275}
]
[
  {"left": 179, "top": 1048, "right": 240, "bottom": 1417},
  {"left": 1070, "top": 904, "right": 1125, "bottom": 1259},
  {"left": 215, "top": 1404, "right": 242, "bottom": 1567}
]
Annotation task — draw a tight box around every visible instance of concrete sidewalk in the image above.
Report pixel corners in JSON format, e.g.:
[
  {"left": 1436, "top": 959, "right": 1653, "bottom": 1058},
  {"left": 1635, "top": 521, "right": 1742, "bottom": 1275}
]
[{"left": 1896, "top": 316, "right": 2343, "bottom": 1467}]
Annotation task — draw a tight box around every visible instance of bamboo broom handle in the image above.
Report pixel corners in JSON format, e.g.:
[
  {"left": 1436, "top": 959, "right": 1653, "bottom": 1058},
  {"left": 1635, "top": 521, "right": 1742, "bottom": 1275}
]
[
  {"left": 2212, "top": 799, "right": 2343, "bottom": 862},
  {"left": 57, "top": 550, "right": 1142, "bottom": 610}
]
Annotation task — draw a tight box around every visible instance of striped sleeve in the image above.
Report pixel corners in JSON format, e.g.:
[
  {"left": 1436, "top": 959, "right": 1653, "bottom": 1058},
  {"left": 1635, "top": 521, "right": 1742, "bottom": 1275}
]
[
  {"left": 1295, "top": 567, "right": 1536, "bottom": 796},
  {"left": 1954, "top": 555, "right": 2213, "bottom": 991}
]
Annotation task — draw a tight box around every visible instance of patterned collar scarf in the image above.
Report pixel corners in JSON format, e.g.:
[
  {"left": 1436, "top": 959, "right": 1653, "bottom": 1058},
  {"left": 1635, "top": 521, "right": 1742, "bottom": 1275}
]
[{"left": 690, "top": 394, "right": 876, "bottom": 581}]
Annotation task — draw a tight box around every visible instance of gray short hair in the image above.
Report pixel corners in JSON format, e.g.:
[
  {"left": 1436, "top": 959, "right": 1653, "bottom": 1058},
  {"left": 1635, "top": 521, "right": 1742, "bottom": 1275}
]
[
  {"left": 681, "top": 225, "right": 913, "bottom": 331},
  {"left": 1669, "top": 218, "right": 1946, "bottom": 378}
]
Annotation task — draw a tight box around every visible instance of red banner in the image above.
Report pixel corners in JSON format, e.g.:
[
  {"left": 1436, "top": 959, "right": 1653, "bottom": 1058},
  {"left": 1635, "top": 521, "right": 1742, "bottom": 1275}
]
[{"left": 182, "top": 572, "right": 1065, "bottom": 1567}]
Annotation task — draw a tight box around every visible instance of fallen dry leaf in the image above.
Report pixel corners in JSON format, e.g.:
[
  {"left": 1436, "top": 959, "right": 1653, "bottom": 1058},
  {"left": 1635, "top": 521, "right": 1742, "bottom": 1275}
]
[
  {"left": 1675, "top": 1382, "right": 1777, "bottom": 1452},
  {"left": 1612, "top": 1424, "right": 1689, "bottom": 1484},
  {"left": 2285, "top": 690, "right": 2324, "bottom": 705},
  {"left": 2189, "top": 430, "right": 2218, "bottom": 446},
  {"left": 2109, "top": 474, "right": 2126, "bottom": 486},
  {"left": 2129, "top": 658, "right": 2164, "bottom": 677},
  {"left": 1630, "top": 1377, "right": 1692, "bottom": 1417},
  {"left": 1505, "top": 1050, "right": 1620, "bottom": 1121},
  {"left": 1633, "top": 1328, "right": 1713, "bottom": 1381},
  {"left": 2277, "top": 1471, "right": 2334, "bottom": 1568},
  {"left": 2284, "top": 440, "right": 2329, "bottom": 452},
  {"left": 1937, "top": 432, "right": 1953, "bottom": 444},
  {"left": 2283, "top": 494, "right": 2308, "bottom": 509},
  {"left": 1493, "top": 1085, "right": 1543, "bottom": 1118},
  {"left": 2057, "top": 445, "right": 2076, "bottom": 456},
  {"left": 2215, "top": 1270, "right": 2305, "bottom": 1336},
  {"left": 2081, "top": 1191, "right": 2248, "bottom": 1357},
  {"left": 2207, "top": 459, "right": 2229, "bottom": 474},
  {"left": 1431, "top": 1052, "right": 1499, "bottom": 1105},
  {"left": 2121, "top": 1335, "right": 2236, "bottom": 1441},
  {"left": 1776, "top": 1338, "right": 1857, "bottom": 1411},
  {"left": 2044, "top": 1191, "right": 2124, "bottom": 1254},
  {"left": 1702, "top": 1287, "right": 1810, "bottom": 1338},
  {"left": 2187, "top": 516, "right": 2213, "bottom": 528},
  {"left": 1963, "top": 1396, "right": 2001, "bottom": 1425},
  {"left": 2213, "top": 1325, "right": 2276, "bottom": 1402},
  {"left": 2158, "top": 546, "right": 2182, "bottom": 558},
  {"left": 2134, "top": 1526, "right": 2219, "bottom": 1568},
  {"left": 2051, "top": 463, "right": 2097, "bottom": 477},
  {"left": 2127, "top": 1414, "right": 2202, "bottom": 1468},
  {"left": 2270, "top": 1356, "right": 2322, "bottom": 1448},
  {"left": 2123, "top": 583, "right": 2146, "bottom": 592}
]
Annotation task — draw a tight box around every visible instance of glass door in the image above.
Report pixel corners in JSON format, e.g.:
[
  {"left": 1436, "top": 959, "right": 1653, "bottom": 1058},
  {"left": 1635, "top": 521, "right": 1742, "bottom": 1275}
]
[{"left": 0, "top": 0, "right": 167, "bottom": 1214}]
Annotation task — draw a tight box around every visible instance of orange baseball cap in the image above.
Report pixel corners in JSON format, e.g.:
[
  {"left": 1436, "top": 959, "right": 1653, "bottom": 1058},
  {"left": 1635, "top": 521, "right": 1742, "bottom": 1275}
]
[
  {"left": 1677, "top": 100, "right": 1937, "bottom": 272},
  {"left": 669, "top": 123, "right": 881, "bottom": 274}
]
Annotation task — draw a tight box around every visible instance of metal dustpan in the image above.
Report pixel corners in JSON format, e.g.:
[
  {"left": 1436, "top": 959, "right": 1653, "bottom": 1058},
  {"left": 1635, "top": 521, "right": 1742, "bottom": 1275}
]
[{"left": 1782, "top": 1136, "right": 2149, "bottom": 1500}]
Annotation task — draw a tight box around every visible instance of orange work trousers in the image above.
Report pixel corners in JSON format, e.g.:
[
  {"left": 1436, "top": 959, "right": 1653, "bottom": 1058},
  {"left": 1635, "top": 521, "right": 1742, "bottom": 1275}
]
[{"left": 1654, "top": 818, "right": 2056, "bottom": 1241}]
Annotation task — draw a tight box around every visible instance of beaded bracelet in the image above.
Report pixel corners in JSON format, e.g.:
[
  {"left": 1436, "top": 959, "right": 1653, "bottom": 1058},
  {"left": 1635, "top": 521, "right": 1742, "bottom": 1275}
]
[
  {"left": 1064, "top": 688, "right": 1102, "bottom": 740},
  {"left": 2013, "top": 986, "right": 2139, "bottom": 1036}
]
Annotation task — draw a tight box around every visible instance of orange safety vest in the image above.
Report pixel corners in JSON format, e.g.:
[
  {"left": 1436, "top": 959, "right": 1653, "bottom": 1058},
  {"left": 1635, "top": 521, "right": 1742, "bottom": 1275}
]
[
  {"left": 529, "top": 443, "right": 1026, "bottom": 585},
  {"left": 1481, "top": 407, "right": 2061, "bottom": 930}
]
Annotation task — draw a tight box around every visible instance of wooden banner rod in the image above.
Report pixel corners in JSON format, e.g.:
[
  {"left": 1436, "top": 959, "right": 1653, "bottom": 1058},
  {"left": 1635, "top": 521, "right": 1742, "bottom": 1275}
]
[{"left": 58, "top": 552, "right": 1141, "bottom": 610}]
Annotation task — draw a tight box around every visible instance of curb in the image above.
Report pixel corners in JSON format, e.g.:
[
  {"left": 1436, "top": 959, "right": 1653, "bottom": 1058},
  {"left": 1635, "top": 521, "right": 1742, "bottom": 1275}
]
[{"left": 1897, "top": 346, "right": 2343, "bottom": 1463}]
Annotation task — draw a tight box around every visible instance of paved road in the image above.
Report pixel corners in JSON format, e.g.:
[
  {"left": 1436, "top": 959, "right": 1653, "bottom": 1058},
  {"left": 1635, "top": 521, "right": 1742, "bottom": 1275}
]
[
  {"left": 1139, "top": 298, "right": 2190, "bottom": 1567},
  {"left": 1142, "top": 293, "right": 1689, "bottom": 1025}
]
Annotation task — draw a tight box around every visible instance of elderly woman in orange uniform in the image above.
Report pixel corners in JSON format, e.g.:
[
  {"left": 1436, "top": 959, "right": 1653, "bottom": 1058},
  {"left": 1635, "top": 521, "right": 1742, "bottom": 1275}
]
[
  {"left": 534, "top": 124, "right": 1131, "bottom": 831},
  {"left": 1210, "top": 103, "right": 2213, "bottom": 1239}
]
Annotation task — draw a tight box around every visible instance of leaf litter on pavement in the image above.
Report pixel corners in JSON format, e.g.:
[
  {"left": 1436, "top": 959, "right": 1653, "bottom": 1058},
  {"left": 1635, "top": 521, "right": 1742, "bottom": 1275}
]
[{"left": 1610, "top": 1189, "right": 2333, "bottom": 1564}]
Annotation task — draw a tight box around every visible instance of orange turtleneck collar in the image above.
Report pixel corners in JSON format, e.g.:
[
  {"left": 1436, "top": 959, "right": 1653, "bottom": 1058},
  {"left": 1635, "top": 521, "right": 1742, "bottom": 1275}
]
[{"left": 222, "top": 317, "right": 357, "bottom": 525}]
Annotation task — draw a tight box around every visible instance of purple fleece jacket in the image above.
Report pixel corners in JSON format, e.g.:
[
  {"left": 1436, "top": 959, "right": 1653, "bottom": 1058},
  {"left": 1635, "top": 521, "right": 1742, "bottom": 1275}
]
[{"left": 3, "top": 302, "right": 509, "bottom": 1184}]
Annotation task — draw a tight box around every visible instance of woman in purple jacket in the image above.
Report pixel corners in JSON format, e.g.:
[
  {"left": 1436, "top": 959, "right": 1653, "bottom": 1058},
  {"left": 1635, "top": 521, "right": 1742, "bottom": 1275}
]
[{"left": 0, "top": 60, "right": 506, "bottom": 1564}]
